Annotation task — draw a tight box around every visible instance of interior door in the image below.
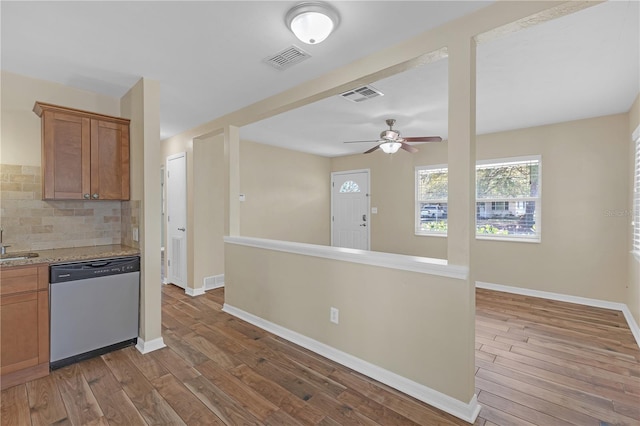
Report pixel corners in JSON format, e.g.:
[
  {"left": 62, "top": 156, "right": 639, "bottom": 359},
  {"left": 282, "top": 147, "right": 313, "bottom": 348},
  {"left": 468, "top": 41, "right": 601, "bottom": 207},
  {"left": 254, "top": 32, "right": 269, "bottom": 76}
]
[
  {"left": 332, "top": 170, "right": 370, "bottom": 250},
  {"left": 166, "top": 153, "right": 187, "bottom": 288}
]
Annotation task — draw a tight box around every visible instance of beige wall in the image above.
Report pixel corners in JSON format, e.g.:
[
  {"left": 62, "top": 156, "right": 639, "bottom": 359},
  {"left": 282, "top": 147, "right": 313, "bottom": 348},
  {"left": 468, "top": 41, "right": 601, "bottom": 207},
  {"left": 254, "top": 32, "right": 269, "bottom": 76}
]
[
  {"left": 193, "top": 135, "right": 225, "bottom": 286},
  {"left": 121, "top": 78, "right": 163, "bottom": 346},
  {"left": 332, "top": 114, "right": 630, "bottom": 304},
  {"left": 0, "top": 71, "right": 120, "bottom": 166},
  {"left": 225, "top": 242, "right": 475, "bottom": 403},
  {"left": 239, "top": 139, "right": 331, "bottom": 245},
  {"left": 629, "top": 94, "right": 640, "bottom": 325}
]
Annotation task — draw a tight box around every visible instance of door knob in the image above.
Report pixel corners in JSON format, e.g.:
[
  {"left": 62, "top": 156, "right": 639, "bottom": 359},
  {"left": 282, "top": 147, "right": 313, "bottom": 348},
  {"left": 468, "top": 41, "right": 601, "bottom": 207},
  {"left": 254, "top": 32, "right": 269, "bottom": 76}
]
[
  {"left": 83, "top": 194, "right": 90, "bottom": 199},
  {"left": 178, "top": 227, "right": 186, "bottom": 231},
  {"left": 92, "top": 193, "right": 99, "bottom": 199},
  {"left": 360, "top": 223, "right": 367, "bottom": 227}
]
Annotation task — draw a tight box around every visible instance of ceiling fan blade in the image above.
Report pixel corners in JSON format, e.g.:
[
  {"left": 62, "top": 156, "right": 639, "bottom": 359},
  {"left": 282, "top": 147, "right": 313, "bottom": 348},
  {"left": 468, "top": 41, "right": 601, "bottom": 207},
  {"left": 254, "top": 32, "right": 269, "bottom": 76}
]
[
  {"left": 364, "top": 144, "right": 381, "bottom": 154},
  {"left": 343, "top": 140, "right": 380, "bottom": 144},
  {"left": 400, "top": 142, "right": 418, "bottom": 153},
  {"left": 403, "top": 136, "right": 442, "bottom": 143}
]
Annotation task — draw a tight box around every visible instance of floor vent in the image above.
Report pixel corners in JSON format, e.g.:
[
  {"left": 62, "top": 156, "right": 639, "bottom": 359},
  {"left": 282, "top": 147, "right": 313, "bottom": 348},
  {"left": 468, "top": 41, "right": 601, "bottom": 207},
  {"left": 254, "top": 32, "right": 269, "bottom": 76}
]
[
  {"left": 263, "top": 45, "right": 311, "bottom": 70},
  {"left": 340, "top": 85, "right": 384, "bottom": 102},
  {"left": 204, "top": 274, "right": 224, "bottom": 290}
]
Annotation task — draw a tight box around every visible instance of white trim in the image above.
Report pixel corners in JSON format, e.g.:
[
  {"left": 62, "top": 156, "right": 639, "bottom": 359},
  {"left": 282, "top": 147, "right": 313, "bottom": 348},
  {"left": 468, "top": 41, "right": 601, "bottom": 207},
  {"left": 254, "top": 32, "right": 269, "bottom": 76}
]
[
  {"left": 135, "top": 336, "right": 166, "bottom": 354},
  {"left": 224, "top": 236, "right": 467, "bottom": 280},
  {"left": 476, "top": 154, "right": 541, "bottom": 167},
  {"left": 331, "top": 169, "right": 371, "bottom": 251},
  {"left": 475, "top": 235, "right": 541, "bottom": 244},
  {"left": 632, "top": 123, "right": 640, "bottom": 142},
  {"left": 223, "top": 303, "right": 480, "bottom": 423},
  {"left": 476, "top": 281, "right": 640, "bottom": 350},
  {"left": 185, "top": 286, "right": 205, "bottom": 297}
]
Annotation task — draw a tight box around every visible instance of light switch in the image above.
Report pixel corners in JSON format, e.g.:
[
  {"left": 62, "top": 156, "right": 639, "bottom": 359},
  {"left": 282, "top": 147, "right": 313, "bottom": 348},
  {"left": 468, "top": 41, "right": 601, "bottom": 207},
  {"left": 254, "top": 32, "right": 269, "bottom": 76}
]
[
  {"left": 371, "top": 207, "right": 378, "bottom": 214},
  {"left": 132, "top": 227, "right": 139, "bottom": 242},
  {"left": 239, "top": 194, "right": 246, "bottom": 202}
]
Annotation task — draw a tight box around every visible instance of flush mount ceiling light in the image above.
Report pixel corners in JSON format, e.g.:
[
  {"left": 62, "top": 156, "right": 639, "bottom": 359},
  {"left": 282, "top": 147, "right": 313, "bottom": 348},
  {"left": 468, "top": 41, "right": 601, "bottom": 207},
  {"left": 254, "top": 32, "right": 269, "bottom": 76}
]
[{"left": 285, "top": 2, "right": 340, "bottom": 45}]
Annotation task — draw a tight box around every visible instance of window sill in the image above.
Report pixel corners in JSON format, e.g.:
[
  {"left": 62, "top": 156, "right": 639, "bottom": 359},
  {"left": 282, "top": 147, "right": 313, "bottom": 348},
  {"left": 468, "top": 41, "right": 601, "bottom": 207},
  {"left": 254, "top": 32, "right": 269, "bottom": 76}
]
[
  {"left": 476, "top": 235, "right": 541, "bottom": 244},
  {"left": 415, "top": 232, "right": 447, "bottom": 238}
]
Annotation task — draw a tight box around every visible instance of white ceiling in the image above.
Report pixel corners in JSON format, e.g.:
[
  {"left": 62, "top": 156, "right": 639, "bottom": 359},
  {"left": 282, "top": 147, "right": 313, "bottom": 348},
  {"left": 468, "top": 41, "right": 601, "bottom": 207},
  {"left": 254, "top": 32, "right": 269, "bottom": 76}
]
[{"left": 2, "top": 1, "right": 638, "bottom": 157}]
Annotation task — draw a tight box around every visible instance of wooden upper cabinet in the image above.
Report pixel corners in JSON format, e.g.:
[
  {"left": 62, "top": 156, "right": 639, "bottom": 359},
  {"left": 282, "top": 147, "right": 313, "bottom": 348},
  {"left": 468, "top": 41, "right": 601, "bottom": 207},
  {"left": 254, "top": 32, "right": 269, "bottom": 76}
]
[{"left": 34, "top": 102, "right": 130, "bottom": 200}]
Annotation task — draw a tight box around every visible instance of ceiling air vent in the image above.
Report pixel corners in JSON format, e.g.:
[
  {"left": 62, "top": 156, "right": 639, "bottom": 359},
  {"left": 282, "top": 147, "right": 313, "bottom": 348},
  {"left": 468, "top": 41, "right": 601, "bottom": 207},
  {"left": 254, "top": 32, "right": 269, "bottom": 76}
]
[
  {"left": 263, "top": 45, "right": 311, "bottom": 70},
  {"left": 340, "top": 85, "right": 384, "bottom": 103}
]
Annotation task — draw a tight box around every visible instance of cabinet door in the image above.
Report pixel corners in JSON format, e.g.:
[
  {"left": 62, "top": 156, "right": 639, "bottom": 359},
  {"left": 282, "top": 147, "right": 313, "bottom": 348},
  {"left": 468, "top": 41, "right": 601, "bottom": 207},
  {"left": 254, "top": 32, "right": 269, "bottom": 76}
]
[
  {"left": 90, "top": 119, "right": 130, "bottom": 200},
  {"left": 42, "top": 111, "right": 91, "bottom": 199},
  {"left": 1, "top": 292, "right": 40, "bottom": 375}
]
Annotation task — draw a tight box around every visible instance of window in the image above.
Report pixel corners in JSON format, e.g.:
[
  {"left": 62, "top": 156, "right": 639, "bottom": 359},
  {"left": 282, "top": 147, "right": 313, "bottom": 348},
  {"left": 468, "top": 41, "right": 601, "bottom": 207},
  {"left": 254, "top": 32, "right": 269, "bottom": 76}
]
[
  {"left": 415, "top": 156, "right": 541, "bottom": 241},
  {"left": 415, "top": 166, "right": 448, "bottom": 235},
  {"left": 491, "top": 201, "right": 508, "bottom": 211},
  {"left": 634, "top": 135, "right": 640, "bottom": 254},
  {"left": 476, "top": 156, "right": 541, "bottom": 241},
  {"left": 339, "top": 180, "right": 360, "bottom": 193}
]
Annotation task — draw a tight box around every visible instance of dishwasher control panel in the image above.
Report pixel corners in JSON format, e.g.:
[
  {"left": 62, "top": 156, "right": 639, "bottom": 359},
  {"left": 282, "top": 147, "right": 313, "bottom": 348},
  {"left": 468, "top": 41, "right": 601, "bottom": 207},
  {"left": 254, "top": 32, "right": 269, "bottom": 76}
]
[{"left": 50, "top": 257, "right": 140, "bottom": 283}]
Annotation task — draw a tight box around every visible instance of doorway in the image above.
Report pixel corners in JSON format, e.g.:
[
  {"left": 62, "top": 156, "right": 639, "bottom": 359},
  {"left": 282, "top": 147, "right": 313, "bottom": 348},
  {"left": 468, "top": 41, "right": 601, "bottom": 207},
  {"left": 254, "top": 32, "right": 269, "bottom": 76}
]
[
  {"left": 331, "top": 170, "right": 370, "bottom": 250},
  {"left": 166, "top": 152, "right": 187, "bottom": 289}
]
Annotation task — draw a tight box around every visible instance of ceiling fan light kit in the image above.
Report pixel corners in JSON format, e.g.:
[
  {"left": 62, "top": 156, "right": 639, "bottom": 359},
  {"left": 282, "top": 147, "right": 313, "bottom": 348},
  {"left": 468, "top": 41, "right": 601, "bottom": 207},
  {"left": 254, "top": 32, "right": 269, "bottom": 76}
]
[
  {"left": 343, "top": 118, "right": 442, "bottom": 154},
  {"left": 285, "top": 2, "right": 340, "bottom": 45},
  {"left": 379, "top": 141, "right": 402, "bottom": 154}
]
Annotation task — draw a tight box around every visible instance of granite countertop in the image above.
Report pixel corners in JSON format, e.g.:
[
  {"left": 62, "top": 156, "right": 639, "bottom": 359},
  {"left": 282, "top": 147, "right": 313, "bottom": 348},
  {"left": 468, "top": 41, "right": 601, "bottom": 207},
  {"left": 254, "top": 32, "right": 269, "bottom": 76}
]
[{"left": 0, "top": 244, "right": 140, "bottom": 268}]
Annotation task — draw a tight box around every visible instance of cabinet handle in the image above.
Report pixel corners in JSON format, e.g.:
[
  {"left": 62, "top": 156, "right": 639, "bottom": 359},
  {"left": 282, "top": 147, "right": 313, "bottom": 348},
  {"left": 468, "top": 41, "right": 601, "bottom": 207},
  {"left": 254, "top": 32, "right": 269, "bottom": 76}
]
[
  {"left": 83, "top": 194, "right": 90, "bottom": 199},
  {"left": 92, "top": 193, "right": 99, "bottom": 199}
]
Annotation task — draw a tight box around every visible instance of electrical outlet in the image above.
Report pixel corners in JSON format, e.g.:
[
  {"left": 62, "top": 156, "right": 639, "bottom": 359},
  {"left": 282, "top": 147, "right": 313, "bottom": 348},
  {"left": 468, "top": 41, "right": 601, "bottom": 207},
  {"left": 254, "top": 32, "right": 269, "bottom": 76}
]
[
  {"left": 132, "top": 227, "right": 139, "bottom": 242},
  {"left": 330, "top": 307, "right": 339, "bottom": 324}
]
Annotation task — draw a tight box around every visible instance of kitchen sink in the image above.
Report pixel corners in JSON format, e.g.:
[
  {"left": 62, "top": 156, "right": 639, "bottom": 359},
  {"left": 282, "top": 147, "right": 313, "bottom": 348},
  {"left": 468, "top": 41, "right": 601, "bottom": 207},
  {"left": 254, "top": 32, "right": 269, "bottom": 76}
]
[{"left": 0, "top": 252, "right": 40, "bottom": 262}]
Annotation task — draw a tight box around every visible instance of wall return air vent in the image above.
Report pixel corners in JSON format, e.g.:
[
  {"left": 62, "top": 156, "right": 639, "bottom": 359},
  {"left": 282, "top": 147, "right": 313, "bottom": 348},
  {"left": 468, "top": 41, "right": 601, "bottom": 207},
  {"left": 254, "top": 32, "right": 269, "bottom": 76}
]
[
  {"left": 263, "top": 45, "right": 311, "bottom": 70},
  {"left": 340, "top": 85, "right": 384, "bottom": 102}
]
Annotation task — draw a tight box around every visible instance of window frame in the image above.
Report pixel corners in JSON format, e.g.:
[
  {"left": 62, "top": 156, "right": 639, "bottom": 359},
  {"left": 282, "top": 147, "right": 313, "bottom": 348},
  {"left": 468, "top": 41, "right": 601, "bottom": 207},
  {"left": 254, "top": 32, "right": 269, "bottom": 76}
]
[
  {"left": 475, "top": 155, "right": 542, "bottom": 243},
  {"left": 414, "top": 155, "right": 542, "bottom": 242},
  {"left": 633, "top": 127, "right": 640, "bottom": 260},
  {"left": 415, "top": 164, "right": 448, "bottom": 237}
]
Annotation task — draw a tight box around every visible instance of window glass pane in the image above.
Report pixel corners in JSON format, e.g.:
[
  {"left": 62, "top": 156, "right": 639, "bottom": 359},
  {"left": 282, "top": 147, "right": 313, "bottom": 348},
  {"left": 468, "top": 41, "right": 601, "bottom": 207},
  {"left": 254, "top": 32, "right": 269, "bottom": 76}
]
[
  {"left": 416, "top": 167, "right": 448, "bottom": 235},
  {"left": 339, "top": 180, "right": 360, "bottom": 193},
  {"left": 477, "top": 201, "right": 537, "bottom": 237},
  {"left": 419, "top": 202, "right": 448, "bottom": 233},
  {"left": 477, "top": 161, "right": 539, "bottom": 199},
  {"left": 417, "top": 168, "right": 448, "bottom": 200}
]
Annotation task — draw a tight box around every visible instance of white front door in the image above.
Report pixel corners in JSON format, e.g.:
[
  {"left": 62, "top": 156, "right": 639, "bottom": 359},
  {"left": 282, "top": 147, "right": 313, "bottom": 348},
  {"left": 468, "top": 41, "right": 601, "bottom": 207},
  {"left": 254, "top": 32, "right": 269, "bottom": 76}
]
[
  {"left": 166, "top": 152, "right": 187, "bottom": 288},
  {"left": 332, "top": 170, "right": 370, "bottom": 250}
]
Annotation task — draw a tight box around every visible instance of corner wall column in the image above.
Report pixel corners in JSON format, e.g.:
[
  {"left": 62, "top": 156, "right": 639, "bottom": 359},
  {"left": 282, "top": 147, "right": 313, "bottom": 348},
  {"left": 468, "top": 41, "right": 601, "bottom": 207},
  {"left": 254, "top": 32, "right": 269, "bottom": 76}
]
[
  {"left": 224, "top": 125, "right": 241, "bottom": 237},
  {"left": 446, "top": 34, "right": 477, "bottom": 402}
]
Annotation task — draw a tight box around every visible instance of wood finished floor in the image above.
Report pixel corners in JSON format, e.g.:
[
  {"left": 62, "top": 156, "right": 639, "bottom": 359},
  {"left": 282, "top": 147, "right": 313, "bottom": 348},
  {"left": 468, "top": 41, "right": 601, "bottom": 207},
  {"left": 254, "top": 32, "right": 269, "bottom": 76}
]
[{"left": 1, "top": 285, "right": 639, "bottom": 425}]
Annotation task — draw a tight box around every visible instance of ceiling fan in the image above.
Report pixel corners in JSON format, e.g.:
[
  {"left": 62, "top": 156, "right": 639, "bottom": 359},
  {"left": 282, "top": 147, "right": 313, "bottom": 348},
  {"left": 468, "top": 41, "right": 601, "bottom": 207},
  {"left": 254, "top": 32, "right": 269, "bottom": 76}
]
[{"left": 344, "top": 119, "right": 442, "bottom": 154}]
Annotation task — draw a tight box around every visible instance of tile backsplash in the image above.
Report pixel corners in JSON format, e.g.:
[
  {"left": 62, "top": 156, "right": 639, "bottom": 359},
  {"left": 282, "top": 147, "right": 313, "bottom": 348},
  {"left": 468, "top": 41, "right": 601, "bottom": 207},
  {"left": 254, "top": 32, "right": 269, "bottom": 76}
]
[{"left": 1, "top": 164, "right": 134, "bottom": 251}]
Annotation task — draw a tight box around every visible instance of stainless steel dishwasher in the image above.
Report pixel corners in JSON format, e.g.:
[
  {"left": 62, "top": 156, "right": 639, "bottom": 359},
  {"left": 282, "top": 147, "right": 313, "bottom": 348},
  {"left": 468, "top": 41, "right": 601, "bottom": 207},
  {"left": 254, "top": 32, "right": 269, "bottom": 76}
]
[{"left": 50, "top": 256, "right": 140, "bottom": 369}]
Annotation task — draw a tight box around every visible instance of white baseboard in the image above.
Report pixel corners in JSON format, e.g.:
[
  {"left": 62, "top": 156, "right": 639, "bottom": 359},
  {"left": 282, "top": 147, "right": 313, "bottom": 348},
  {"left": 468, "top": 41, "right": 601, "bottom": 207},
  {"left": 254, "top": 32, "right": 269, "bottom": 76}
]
[
  {"left": 135, "top": 336, "right": 166, "bottom": 354},
  {"left": 222, "top": 303, "right": 481, "bottom": 424},
  {"left": 476, "top": 281, "right": 640, "bottom": 350},
  {"left": 185, "top": 287, "right": 206, "bottom": 297}
]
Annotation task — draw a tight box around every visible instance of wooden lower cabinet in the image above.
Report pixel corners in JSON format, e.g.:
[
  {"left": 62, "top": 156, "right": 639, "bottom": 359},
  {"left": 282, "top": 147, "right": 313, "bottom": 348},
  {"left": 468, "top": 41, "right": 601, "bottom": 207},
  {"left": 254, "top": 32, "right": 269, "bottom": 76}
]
[{"left": 0, "top": 264, "right": 50, "bottom": 390}]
